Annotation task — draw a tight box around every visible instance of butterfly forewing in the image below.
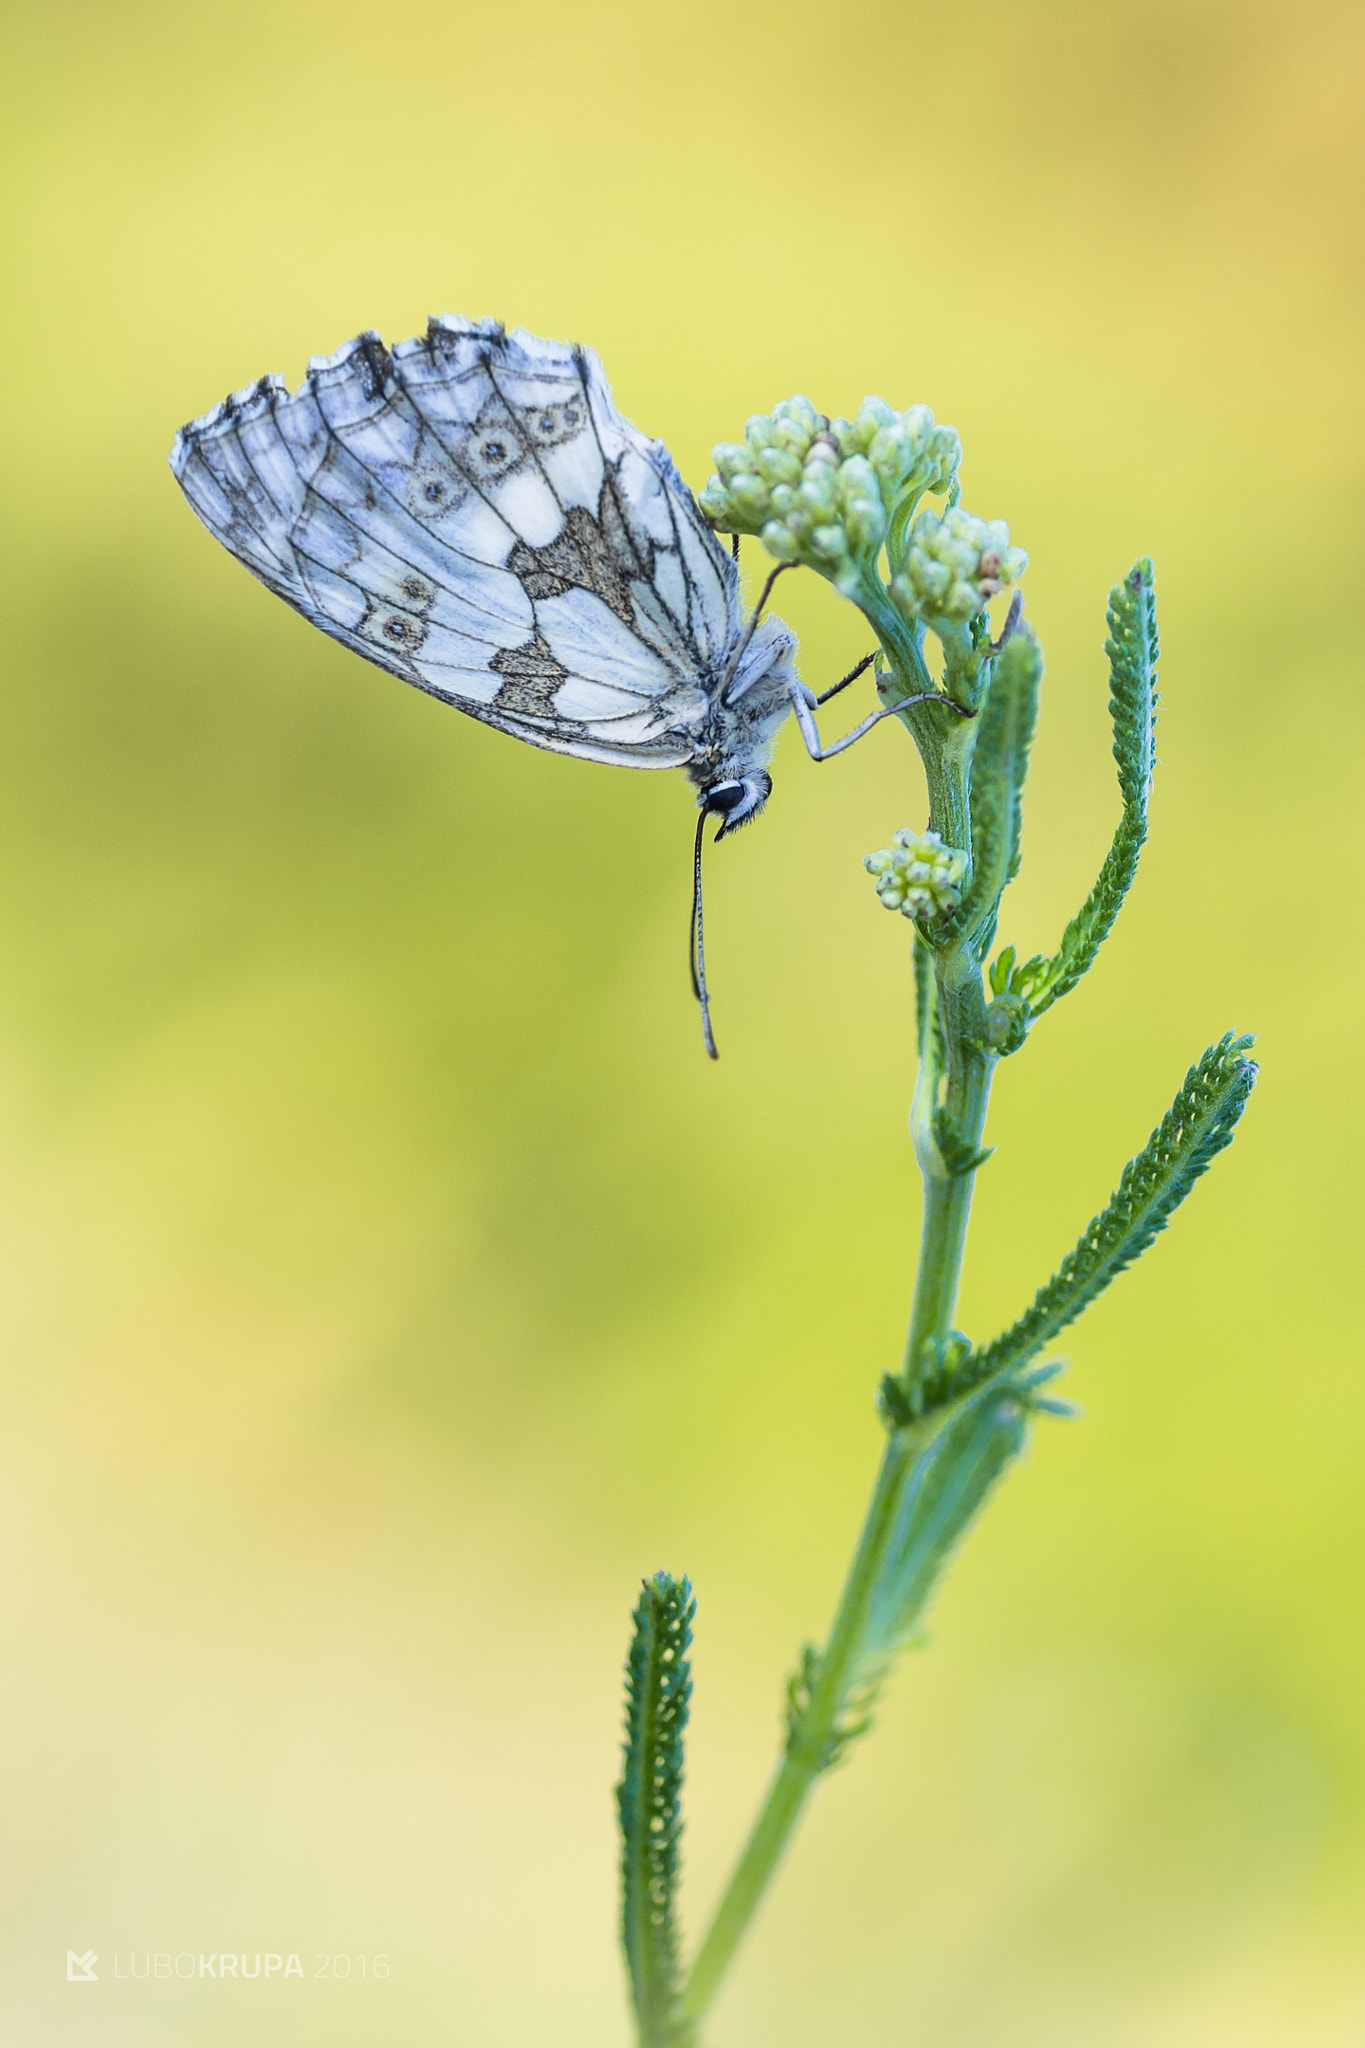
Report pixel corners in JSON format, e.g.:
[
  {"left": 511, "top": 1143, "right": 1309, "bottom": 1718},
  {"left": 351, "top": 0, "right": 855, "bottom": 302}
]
[{"left": 170, "top": 318, "right": 743, "bottom": 770}]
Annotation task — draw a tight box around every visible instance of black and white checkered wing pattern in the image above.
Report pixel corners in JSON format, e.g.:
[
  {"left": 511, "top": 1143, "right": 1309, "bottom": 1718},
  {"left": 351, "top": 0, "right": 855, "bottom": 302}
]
[{"left": 170, "top": 318, "right": 745, "bottom": 770}]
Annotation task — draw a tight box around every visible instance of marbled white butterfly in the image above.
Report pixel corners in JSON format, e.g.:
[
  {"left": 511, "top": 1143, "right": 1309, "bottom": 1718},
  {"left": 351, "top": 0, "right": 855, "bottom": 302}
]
[{"left": 170, "top": 318, "right": 909, "bottom": 1053}]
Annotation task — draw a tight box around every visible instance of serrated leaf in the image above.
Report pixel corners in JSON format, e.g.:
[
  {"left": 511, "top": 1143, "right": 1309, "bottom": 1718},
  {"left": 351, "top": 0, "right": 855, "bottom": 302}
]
[
  {"left": 951, "top": 625, "right": 1043, "bottom": 957},
  {"left": 1013, "top": 559, "right": 1158, "bottom": 1014},
  {"left": 932, "top": 1105, "right": 995, "bottom": 1178},
  {"left": 864, "top": 1385, "right": 1029, "bottom": 1661},
  {"left": 617, "top": 1573, "right": 696, "bottom": 2048},
  {"left": 784, "top": 1641, "right": 884, "bottom": 1771},
  {"left": 948, "top": 1033, "right": 1257, "bottom": 1398}
]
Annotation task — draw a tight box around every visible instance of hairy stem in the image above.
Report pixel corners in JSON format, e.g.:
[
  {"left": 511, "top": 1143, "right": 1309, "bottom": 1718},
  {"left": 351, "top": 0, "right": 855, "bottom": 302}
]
[
  {"left": 681, "top": 903, "right": 994, "bottom": 2028},
  {"left": 680, "top": 1424, "right": 926, "bottom": 2026},
  {"left": 904, "top": 940, "right": 995, "bottom": 1372}
]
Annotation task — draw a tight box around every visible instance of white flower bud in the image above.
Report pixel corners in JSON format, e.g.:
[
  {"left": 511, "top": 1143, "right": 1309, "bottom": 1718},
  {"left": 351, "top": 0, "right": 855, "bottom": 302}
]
[
  {"left": 698, "top": 478, "right": 728, "bottom": 520},
  {"left": 771, "top": 417, "right": 812, "bottom": 458},
  {"left": 856, "top": 395, "right": 898, "bottom": 439},
  {"left": 727, "top": 473, "right": 771, "bottom": 523},
  {"left": 702, "top": 395, "right": 967, "bottom": 590},
  {"left": 755, "top": 446, "right": 803, "bottom": 486},
  {"left": 799, "top": 473, "right": 839, "bottom": 522},
  {"left": 869, "top": 423, "right": 911, "bottom": 491},
  {"left": 760, "top": 521, "right": 801, "bottom": 561},
  {"left": 844, "top": 497, "right": 887, "bottom": 551},
  {"left": 863, "top": 829, "right": 968, "bottom": 923},
  {"left": 712, "top": 442, "right": 750, "bottom": 483},
  {"left": 774, "top": 394, "right": 823, "bottom": 437},
  {"left": 835, "top": 454, "right": 879, "bottom": 512},
  {"left": 891, "top": 507, "right": 1027, "bottom": 625}
]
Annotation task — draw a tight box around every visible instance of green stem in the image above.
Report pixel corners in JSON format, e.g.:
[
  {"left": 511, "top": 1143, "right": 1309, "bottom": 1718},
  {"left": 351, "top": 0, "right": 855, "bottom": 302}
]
[
  {"left": 904, "top": 940, "right": 995, "bottom": 1373},
  {"left": 680, "top": 928, "right": 995, "bottom": 2031},
  {"left": 902, "top": 1168, "right": 977, "bottom": 1367},
  {"left": 680, "top": 1423, "right": 927, "bottom": 2028},
  {"left": 859, "top": 583, "right": 980, "bottom": 874}
]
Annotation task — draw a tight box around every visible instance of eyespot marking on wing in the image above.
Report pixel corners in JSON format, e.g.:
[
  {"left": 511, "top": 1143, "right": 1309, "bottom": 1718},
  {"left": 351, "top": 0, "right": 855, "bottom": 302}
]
[
  {"left": 365, "top": 605, "right": 429, "bottom": 659},
  {"left": 461, "top": 415, "right": 527, "bottom": 486},
  {"left": 523, "top": 397, "right": 587, "bottom": 447}
]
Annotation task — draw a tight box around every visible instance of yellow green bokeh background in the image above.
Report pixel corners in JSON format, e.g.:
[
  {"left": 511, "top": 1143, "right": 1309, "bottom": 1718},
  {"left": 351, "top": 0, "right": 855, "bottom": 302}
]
[{"left": 3, "top": 1, "right": 1363, "bottom": 2040}]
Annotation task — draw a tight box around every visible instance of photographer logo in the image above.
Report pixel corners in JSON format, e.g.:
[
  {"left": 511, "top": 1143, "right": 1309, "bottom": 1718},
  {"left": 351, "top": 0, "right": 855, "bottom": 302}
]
[{"left": 64, "top": 1949, "right": 387, "bottom": 1983}]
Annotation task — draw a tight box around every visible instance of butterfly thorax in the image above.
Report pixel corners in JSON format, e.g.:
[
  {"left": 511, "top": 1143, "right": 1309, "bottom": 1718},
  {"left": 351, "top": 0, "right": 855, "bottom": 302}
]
[{"left": 685, "top": 613, "right": 798, "bottom": 832}]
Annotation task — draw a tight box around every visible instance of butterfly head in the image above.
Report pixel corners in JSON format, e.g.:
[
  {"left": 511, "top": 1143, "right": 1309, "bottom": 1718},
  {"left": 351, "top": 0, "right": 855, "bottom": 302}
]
[{"left": 701, "top": 773, "right": 773, "bottom": 840}]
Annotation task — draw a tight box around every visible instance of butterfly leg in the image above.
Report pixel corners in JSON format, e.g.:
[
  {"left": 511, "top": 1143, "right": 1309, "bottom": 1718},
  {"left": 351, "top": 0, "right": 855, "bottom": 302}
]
[{"left": 787, "top": 680, "right": 974, "bottom": 762}]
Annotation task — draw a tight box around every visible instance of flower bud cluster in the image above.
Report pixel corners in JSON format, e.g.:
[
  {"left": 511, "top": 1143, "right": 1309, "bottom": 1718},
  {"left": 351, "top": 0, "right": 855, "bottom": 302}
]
[
  {"left": 863, "top": 829, "right": 967, "bottom": 924},
  {"left": 889, "top": 508, "right": 1028, "bottom": 627},
  {"left": 699, "top": 395, "right": 962, "bottom": 595}
]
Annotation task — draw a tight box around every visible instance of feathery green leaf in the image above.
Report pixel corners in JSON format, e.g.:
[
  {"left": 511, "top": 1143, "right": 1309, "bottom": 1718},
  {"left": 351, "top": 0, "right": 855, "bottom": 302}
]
[
  {"left": 865, "top": 1382, "right": 1030, "bottom": 1661},
  {"left": 786, "top": 1381, "right": 1034, "bottom": 1771},
  {"left": 931, "top": 1105, "right": 995, "bottom": 1178},
  {"left": 617, "top": 1573, "right": 695, "bottom": 2048},
  {"left": 950, "top": 624, "right": 1043, "bottom": 958},
  {"left": 956, "top": 1033, "right": 1257, "bottom": 1393},
  {"left": 783, "top": 1640, "right": 883, "bottom": 1771},
  {"left": 1008, "top": 559, "right": 1158, "bottom": 1015}
]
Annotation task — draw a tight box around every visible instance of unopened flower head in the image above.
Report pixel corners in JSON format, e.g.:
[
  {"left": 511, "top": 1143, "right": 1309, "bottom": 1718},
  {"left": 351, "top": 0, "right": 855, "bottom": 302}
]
[
  {"left": 889, "top": 507, "right": 1028, "bottom": 627},
  {"left": 863, "top": 829, "right": 967, "bottom": 924},
  {"left": 699, "top": 395, "right": 961, "bottom": 597}
]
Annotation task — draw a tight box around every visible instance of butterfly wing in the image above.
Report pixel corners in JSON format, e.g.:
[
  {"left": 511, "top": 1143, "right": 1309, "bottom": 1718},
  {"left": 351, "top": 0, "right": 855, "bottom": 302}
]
[{"left": 170, "top": 319, "right": 745, "bottom": 771}]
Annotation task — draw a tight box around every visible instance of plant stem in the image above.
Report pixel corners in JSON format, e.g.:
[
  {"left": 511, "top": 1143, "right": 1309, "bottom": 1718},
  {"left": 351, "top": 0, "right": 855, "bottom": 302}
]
[
  {"left": 680, "top": 1423, "right": 926, "bottom": 2028},
  {"left": 904, "top": 940, "right": 995, "bottom": 1372},
  {"left": 680, "top": 925, "right": 996, "bottom": 2032}
]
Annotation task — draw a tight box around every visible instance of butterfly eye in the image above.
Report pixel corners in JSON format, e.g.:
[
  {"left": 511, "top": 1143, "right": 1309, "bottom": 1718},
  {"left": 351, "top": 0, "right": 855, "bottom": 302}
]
[
  {"left": 706, "top": 780, "right": 746, "bottom": 813},
  {"left": 705, "top": 774, "right": 773, "bottom": 838}
]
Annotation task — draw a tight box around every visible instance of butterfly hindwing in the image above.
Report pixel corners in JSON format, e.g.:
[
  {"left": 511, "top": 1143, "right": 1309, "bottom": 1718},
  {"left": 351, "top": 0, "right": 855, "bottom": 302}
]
[{"left": 170, "top": 318, "right": 742, "bottom": 768}]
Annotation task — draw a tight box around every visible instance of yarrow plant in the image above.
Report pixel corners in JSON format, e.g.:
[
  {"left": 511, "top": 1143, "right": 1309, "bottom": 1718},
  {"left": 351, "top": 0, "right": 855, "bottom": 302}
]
[
  {"left": 167, "top": 321, "right": 1255, "bottom": 2047},
  {"left": 615, "top": 394, "right": 1256, "bottom": 2045}
]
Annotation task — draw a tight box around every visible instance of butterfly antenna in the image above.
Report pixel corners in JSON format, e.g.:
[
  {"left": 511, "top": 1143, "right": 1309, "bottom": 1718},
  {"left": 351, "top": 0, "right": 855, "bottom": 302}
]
[
  {"left": 690, "top": 806, "right": 720, "bottom": 1060},
  {"left": 720, "top": 559, "right": 797, "bottom": 695}
]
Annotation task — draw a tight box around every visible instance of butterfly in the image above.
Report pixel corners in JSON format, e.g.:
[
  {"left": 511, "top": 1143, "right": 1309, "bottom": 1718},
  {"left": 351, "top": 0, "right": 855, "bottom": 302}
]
[{"left": 170, "top": 317, "right": 915, "bottom": 1054}]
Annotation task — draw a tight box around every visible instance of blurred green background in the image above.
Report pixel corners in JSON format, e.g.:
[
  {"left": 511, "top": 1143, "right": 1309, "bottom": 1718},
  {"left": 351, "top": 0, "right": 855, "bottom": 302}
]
[{"left": 2, "top": 0, "right": 1362, "bottom": 2041}]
